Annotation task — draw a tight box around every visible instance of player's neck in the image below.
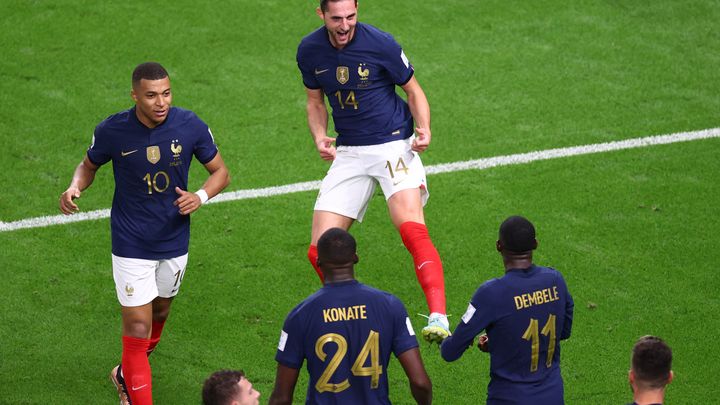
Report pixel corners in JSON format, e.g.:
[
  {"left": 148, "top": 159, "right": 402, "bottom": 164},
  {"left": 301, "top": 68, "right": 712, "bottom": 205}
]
[
  {"left": 324, "top": 268, "right": 355, "bottom": 284},
  {"left": 633, "top": 387, "right": 665, "bottom": 405},
  {"left": 502, "top": 254, "right": 533, "bottom": 272}
]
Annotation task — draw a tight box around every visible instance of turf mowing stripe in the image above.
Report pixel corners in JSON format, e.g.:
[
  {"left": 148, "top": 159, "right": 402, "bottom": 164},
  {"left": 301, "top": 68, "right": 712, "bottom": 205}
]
[{"left": 2, "top": 127, "right": 718, "bottom": 233}]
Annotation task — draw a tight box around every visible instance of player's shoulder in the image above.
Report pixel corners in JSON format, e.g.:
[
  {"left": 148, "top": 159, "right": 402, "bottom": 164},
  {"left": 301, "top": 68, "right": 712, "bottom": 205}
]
[
  {"left": 298, "top": 26, "right": 328, "bottom": 53},
  {"left": 534, "top": 264, "right": 568, "bottom": 281},
  {"left": 95, "top": 107, "right": 133, "bottom": 133},
  {"left": 357, "top": 22, "right": 394, "bottom": 42}
]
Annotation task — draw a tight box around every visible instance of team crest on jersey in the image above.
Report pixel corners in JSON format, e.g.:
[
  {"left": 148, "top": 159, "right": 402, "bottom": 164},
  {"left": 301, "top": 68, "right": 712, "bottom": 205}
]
[
  {"left": 170, "top": 140, "right": 182, "bottom": 157},
  {"left": 125, "top": 284, "right": 134, "bottom": 297},
  {"left": 336, "top": 66, "right": 349, "bottom": 84},
  {"left": 146, "top": 146, "right": 161, "bottom": 164},
  {"left": 358, "top": 63, "right": 370, "bottom": 81}
]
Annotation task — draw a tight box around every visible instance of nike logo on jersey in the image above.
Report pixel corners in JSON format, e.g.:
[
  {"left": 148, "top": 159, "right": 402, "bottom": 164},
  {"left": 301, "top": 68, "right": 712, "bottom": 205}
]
[
  {"left": 121, "top": 150, "right": 138, "bottom": 157},
  {"left": 417, "top": 261, "right": 433, "bottom": 270},
  {"left": 132, "top": 384, "right": 148, "bottom": 391},
  {"left": 314, "top": 68, "right": 329, "bottom": 75}
]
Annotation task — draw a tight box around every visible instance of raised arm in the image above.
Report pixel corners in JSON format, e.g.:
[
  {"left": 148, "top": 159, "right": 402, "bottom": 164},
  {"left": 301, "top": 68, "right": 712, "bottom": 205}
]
[
  {"left": 401, "top": 76, "right": 431, "bottom": 153},
  {"left": 306, "top": 87, "right": 336, "bottom": 161},
  {"left": 59, "top": 155, "right": 99, "bottom": 215}
]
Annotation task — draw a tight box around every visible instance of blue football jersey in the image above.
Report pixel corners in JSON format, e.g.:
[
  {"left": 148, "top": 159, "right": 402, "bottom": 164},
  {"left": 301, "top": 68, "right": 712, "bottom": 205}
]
[
  {"left": 441, "top": 265, "right": 574, "bottom": 405},
  {"left": 297, "top": 22, "right": 415, "bottom": 146},
  {"left": 87, "top": 106, "right": 218, "bottom": 259},
  {"left": 276, "top": 280, "right": 419, "bottom": 405}
]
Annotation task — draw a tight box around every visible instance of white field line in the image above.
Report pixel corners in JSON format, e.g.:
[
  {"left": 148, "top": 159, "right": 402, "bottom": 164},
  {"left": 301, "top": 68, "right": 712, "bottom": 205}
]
[{"left": 1, "top": 128, "right": 718, "bottom": 233}]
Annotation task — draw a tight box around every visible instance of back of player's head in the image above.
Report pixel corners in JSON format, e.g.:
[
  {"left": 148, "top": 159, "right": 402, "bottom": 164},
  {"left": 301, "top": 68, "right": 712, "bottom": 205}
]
[
  {"left": 202, "top": 369, "right": 246, "bottom": 405},
  {"left": 317, "top": 228, "right": 357, "bottom": 267},
  {"left": 631, "top": 335, "right": 673, "bottom": 389},
  {"left": 499, "top": 215, "right": 537, "bottom": 253},
  {"left": 319, "top": 0, "right": 358, "bottom": 12},
  {"left": 132, "top": 62, "right": 169, "bottom": 86}
]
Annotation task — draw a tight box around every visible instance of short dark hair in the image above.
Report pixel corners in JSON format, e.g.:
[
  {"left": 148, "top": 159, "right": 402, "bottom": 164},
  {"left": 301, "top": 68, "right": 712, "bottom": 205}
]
[
  {"left": 132, "top": 62, "right": 168, "bottom": 86},
  {"left": 319, "top": 0, "right": 358, "bottom": 12},
  {"left": 632, "top": 336, "right": 672, "bottom": 389},
  {"left": 317, "top": 228, "right": 356, "bottom": 266},
  {"left": 202, "top": 369, "right": 246, "bottom": 405},
  {"left": 499, "top": 216, "right": 536, "bottom": 252}
]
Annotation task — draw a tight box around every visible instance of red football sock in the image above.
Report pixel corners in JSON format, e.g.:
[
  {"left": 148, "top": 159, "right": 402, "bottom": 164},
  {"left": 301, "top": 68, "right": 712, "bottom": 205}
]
[
  {"left": 122, "top": 335, "right": 153, "bottom": 404},
  {"left": 147, "top": 320, "right": 165, "bottom": 357},
  {"left": 399, "top": 221, "right": 446, "bottom": 314},
  {"left": 307, "top": 244, "right": 324, "bottom": 283}
]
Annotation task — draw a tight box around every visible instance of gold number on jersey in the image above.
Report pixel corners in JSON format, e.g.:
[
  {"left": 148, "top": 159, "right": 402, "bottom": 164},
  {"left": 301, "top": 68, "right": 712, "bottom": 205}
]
[
  {"left": 334, "top": 90, "right": 359, "bottom": 110},
  {"left": 351, "top": 330, "right": 382, "bottom": 388},
  {"left": 522, "top": 313, "right": 557, "bottom": 372},
  {"left": 385, "top": 157, "right": 409, "bottom": 179},
  {"left": 314, "top": 330, "right": 383, "bottom": 393},
  {"left": 143, "top": 171, "right": 170, "bottom": 194}
]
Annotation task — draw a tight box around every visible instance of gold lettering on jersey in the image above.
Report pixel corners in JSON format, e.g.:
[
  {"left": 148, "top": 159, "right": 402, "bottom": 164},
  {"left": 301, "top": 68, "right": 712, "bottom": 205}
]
[
  {"left": 514, "top": 286, "right": 559, "bottom": 310},
  {"left": 146, "top": 146, "right": 160, "bottom": 164},
  {"left": 336, "top": 66, "right": 349, "bottom": 84},
  {"left": 323, "top": 305, "right": 367, "bottom": 323},
  {"left": 358, "top": 63, "right": 369, "bottom": 81}
]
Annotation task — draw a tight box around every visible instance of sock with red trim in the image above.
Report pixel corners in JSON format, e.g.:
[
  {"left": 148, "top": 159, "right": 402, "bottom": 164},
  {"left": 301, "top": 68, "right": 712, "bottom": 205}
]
[
  {"left": 122, "top": 335, "right": 153, "bottom": 404},
  {"left": 307, "top": 244, "right": 324, "bottom": 283},
  {"left": 146, "top": 320, "right": 165, "bottom": 357},
  {"left": 399, "top": 221, "right": 447, "bottom": 314}
]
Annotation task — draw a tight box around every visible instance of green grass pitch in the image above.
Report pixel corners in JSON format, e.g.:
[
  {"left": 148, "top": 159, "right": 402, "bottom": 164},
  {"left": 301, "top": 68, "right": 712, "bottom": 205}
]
[{"left": 1, "top": 0, "right": 719, "bottom": 403}]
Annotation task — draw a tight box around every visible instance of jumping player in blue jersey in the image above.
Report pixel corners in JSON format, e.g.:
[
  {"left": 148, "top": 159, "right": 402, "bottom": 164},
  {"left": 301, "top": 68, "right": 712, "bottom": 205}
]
[
  {"left": 59, "top": 62, "right": 230, "bottom": 405},
  {"left": 440, "top": 216, "right": 574, "bottom": 405},
  {"left": 298, "top": 0, "right": 450, "bottom": 344},
  {"left": 269, "top": 228, "right": 432, "bottom": 405}
]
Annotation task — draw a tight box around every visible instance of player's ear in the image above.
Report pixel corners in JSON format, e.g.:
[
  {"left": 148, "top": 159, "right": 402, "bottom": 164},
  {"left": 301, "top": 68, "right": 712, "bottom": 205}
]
[
  {"left": 316, "top": 7, "right": 324, "bottom": 19},
  {"left": 496, "top": 240, "right": 502, "bottom": 252},
  {"left": 532, "top": 239, "right": 538, "bottom": 250},
  {"left": 667, "top": 370, "right": 674, "bottom": 384},
  {"left": 352, "top": 253, "right": 359, "bottom": 264},
  {"left": 130, "top": 88, "right": 138, "bottom": 103},
  {"left": 628, "top": 369, "right": 635, "bottom": 384}
]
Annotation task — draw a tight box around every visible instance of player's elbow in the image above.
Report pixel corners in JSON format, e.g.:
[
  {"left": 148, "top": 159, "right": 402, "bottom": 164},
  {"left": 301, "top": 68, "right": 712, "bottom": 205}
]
[{"left": 409, "top": 377, "right": 432, "bottom": 405}]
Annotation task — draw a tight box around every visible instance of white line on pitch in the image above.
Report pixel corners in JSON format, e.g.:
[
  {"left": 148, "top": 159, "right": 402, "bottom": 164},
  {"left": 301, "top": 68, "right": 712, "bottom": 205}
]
[{"left": 1, "top": 127, "right": 718, "bottom": 233}]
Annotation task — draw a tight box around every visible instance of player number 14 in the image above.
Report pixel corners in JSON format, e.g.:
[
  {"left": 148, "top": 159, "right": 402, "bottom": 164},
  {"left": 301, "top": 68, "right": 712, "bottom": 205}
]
[
  {"left": 334, "top": 90, "right": 358, "bottom": 110},
  {"left": 522, "top": 313, "right": 557, "bottom": 372}
]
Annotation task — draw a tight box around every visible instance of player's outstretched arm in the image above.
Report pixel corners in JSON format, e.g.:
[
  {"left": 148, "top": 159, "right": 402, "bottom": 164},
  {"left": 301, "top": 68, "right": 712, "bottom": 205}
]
[
  {"left": 174, "top": 152, "right": 230, "bottom": 215},
  {"left": 305, "top": 87, "right": 336, "bottom": 161},
  {"left": 268, "top": 364, "right": 300, "bottom": 405},
  {"left": 397, "top": 348, "right": 432, "bottom": 405},
  {"left": 59, "top": 156, "right": 99, "bottom": 215},
  {"left": 401, "top": 76, "right": 431, "bottom": 153}
]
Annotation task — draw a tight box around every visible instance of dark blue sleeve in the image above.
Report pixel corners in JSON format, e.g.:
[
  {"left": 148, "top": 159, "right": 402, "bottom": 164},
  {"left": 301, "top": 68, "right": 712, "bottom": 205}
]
[
  {"left": 86, "top": 124, "right": 111, "bottom": 166},
  {"left": 390, "top": 296, "right": 419, "bottom": 357},
  {"left": 191, "top": 115, "right": 218, "bottom": 164},
  {"left": 379, "top": 32, "right": 414, "bottom": 86},
  {"left": 560, "top": 276, "right": 574, "bottom": 340},
  {"left": 440, "top": 285, "right": 493, "bottom": 362},
  {"left": 297, "top": 43, "right": 322, "bottom": 90},
  {"left": 275, "top": 311, "right": 305, "bottom": 369}
]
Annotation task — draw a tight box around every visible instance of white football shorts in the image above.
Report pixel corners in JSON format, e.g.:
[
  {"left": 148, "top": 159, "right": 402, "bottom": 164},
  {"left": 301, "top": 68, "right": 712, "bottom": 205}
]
[
  {"left": 314, "top": 135, "right": 429, "bottom": 222},
  {"left": 112, "top": 254, "right": 188, "bottom": 307}
]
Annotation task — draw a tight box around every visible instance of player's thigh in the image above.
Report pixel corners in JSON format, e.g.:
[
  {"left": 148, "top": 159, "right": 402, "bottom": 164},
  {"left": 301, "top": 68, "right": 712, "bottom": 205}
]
[
  {"left": 155, "top": 253, "right": 188, "bottom": 299},
  {"left": 314, "top": 147, "right": 376, "bottom": 222},
  {"left": 366, "top": 136, "right": 429, "bottom": 207},
  {"left": 311, "top": 210, "right": 355, "bottom": 245},
  {"left": 112, "top": 255, "right": 159, "bottom": 307}
]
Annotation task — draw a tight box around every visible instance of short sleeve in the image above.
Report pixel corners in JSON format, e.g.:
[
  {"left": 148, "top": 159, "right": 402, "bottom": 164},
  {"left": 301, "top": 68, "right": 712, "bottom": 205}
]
[
  {"left": 86, "top": 125, "right": 111, "bottom": 166},
  {"left": 275, "top": 313, "right": 305, "bottom": 369},
  {"left": 380, "top": 33, "right": 414, "bottom": 86},
  {"left": 297, "top": 43, "right": 322, "bottom": 90},
  {"left": 390, "top": 297, "right": 419, "bottom": 357},
  {"left": 191, "top": 116, "right": 218, "bottom": 164}
]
